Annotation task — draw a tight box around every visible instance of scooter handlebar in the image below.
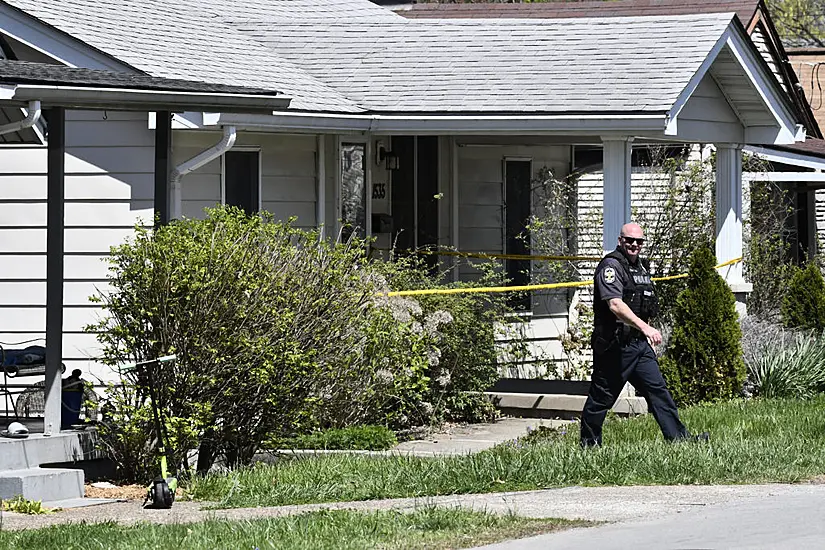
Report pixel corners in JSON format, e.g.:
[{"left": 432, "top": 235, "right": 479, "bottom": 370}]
[{"left": 121, "top": 354, "right": 177, "bottom": 371}]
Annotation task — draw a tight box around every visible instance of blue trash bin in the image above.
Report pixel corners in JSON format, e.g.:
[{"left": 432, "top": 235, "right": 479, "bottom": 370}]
[{"left": 61, "top": 383, "right": 83, "bottom": 429}]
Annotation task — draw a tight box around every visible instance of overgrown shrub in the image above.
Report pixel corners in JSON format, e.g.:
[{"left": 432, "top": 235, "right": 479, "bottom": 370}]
[
  {"left": 90, "top": 208, "right": 442, "bottom": 477},
  {"left": 90, "top": 206, "right": 515, "bottom": 480},
  {"left": 267, "top": 425, "right": 398, "bottom": 451},
  {"left": 747, "top": 331, "right": 825, "bottom": 398},
  {"left": 781, "top": 262, "right": 825, "bottom": 331},
  {"left": 662, "top": 245, "right": 746, "bottom": 405}
]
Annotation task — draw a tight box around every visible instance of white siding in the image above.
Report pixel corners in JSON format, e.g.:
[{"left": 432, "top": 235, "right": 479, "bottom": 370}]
[
  {"left": 177, "top": 132, "right": 318, "bottom": 229},
  {"left": 454, "top": 142, "right": 573, "bottom": 377},
  {"left": 815, "top": 189, "right": 825, "bottom": 248},
  {"left": 0, "top": 124, "right": 326, "bottom": 390},
  {"left": 456, "top": 143, "right": 569, "bottom": 277},
  {"left": 0, "top": 110, "right": 154, "bottom": 385}
]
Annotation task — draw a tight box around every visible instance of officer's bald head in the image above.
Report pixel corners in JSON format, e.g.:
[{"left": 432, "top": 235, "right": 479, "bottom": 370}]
[
  {"left": 620, "top": 223, "right": 644, "bottom": 239},
  {"left": 618, "top": 223, "right": 645, "bottom": 262}
]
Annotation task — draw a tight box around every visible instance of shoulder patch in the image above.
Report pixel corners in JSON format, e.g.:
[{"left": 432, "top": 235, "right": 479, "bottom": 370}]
[{"left": 603, "top": 267, "right": 616, "bottom": 284}]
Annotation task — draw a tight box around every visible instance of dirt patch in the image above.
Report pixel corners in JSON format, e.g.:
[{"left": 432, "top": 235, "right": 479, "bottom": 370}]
[{"left": 85, "top": 484, "right": 147, "bottom": 501}]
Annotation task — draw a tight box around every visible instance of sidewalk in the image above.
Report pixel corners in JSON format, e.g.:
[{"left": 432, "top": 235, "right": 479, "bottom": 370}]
[
  {"left": 3, "top": 416, "right": 820, "bottom": 544},
  {"left": 5, "top": 482, "right": 824, "bottom": 533}
]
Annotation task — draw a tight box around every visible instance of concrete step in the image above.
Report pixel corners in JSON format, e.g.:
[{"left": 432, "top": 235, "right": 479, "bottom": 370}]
[
  {"left": 0, "top": 467, "right": 84, "bottom": 502},
  {"left": 486, "top": 392, "right": 648, "bottom": 419},
  {"left": 0, "top": 429, "right": 103, "bottom": 470}
]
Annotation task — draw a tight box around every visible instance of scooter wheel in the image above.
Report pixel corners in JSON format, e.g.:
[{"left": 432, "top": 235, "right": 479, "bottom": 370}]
[{"left": 145, "top": 478, "right": 173, "bottom": 509}]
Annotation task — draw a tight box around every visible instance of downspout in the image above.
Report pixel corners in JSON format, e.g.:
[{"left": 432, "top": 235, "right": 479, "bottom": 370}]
[
  {"left": 170, "top": 125, "right": 237, "bottom": 218},
  {"left": 0, "top": 100, "right": 41, "bottom": 136}
]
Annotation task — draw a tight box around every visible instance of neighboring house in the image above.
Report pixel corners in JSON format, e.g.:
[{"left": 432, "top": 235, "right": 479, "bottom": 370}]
[{"left": 0, "top": 0, "right": 807, "bottom": 384}]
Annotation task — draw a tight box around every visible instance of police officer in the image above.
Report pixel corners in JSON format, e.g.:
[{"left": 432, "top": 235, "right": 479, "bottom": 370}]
[{"left": 580, "top": 223, "right": 706, "bottom": 447}]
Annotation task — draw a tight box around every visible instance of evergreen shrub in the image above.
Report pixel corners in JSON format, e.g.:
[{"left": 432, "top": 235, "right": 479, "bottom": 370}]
[
  {"left": 662, "top": 245, "right": 745, "bottom": 405},
  {"left": 781, "top": 262, "right": 825, "bottom": 331}
]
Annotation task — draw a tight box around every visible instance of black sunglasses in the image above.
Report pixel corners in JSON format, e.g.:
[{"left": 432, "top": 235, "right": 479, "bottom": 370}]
[{"left": 621, "top": 236, "right": 645, "bottom": 245}]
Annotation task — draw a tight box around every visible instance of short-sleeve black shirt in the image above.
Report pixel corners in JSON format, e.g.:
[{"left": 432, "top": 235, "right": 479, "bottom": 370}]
[{"left": 594, "top": 257, "right": 627, "bottom": 303}]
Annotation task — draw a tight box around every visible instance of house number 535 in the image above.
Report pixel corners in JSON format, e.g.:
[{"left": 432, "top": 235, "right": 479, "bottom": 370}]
[{"left": 372, "top": 183, "right": 386, "bottom": 199}]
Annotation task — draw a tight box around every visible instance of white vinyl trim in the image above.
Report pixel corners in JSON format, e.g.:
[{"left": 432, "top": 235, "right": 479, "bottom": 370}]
[
  {"left": 213, "top": 112, "right": 670, "bottom": 136},
  {"left": 745, "top": 145, "right": 825, "bottom": 170}
]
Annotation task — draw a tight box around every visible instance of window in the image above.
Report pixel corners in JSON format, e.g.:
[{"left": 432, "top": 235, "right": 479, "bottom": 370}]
[
  {"left": 224, "top": 150, "right": 260, "bottom": 215},
  {"left": 340, "top": 143, "right": 366, "bottom": 241}
]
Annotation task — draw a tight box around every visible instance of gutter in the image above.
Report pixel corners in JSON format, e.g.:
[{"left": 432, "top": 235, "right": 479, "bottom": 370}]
[
  {"left": 170, "top": 126, "right": 236, "bottom": 219},
  {"left": 212, "top": 111, "right": 670, "bottom": 136},
  {"left": 0, "top": 99, "right": 40, "bottom": 136},
  {"left": 10, "top": 85, "right": 289, "bottom": 114}
]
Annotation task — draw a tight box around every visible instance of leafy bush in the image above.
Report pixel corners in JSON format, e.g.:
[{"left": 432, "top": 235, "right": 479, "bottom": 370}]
[
  {"left": 90, "top": 206, "right": 517, "bottom": 480},
  {"left": 268, "top": 425, "right": 398, "bottom": 451},
  {"left": 739, "top": 315, "right": 798, "bottom": 369},
  {"left": 662, "top": 245, "right": 746, "bottom": 405},
  {"left": 746, "top": 331, "right": 825, "bottom": 398},
  {"left": 89, "top": 207, "right": 445, "bottom": 476},
  {"left": 781, "top": 262, "right": 825, "bottom": 331},
  {"left": 373, "top": 255, "right": 513, "bottom": 423}
]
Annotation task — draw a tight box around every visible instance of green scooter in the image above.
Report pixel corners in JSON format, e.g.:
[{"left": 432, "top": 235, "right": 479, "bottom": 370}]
[{"left": 121, "top": 354, "right": 178, "bottom": 509}]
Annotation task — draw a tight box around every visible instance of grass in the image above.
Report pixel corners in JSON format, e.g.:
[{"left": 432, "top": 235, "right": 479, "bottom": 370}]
[
  {"left": 187, "top": 397, "right": 825, "bottom": 508},
  {"left": 0, "top": 507, "right": 587, "bottom": 550}
]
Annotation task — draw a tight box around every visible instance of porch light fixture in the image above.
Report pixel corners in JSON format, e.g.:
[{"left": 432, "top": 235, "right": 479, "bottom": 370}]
[{"left": 377, "top": 144, "right": 400, "bottom": 171}]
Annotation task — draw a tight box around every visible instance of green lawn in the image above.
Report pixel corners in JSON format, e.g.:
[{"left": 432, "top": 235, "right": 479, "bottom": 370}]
[
  {"left": 187, "top": 397, "right": 825, "bottom": 508},
  {"left": 0, "top": 508, "right": 587, "bottom": 550}
]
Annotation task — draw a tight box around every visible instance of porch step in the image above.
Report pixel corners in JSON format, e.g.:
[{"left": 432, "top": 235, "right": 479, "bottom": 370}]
[
  {"left": 485, "top": 391, "right": 648, "bottom": 419},
  {"left": 0, "top": 467, "right": 84, "bottom": 502},
  {"left": 0, "top": 429, "right": 103, "bottom": 470}
]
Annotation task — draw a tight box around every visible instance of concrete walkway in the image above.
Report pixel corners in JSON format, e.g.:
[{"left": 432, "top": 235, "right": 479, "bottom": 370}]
[{"left": 391, "top": 417, "right": 568, "bottom": 455}]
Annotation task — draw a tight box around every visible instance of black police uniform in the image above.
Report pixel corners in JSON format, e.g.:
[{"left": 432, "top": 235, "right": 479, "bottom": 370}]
[{"left": 580, "top": 248, "right": 688, "bottom": 447}]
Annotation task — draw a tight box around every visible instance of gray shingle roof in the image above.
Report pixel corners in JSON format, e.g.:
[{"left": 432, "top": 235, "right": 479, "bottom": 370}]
[
  {"left": 199, "top": 0, "right": 404, "bottom": 23},
  {"left": 2, "top": 0, "right": 366, "bottom": 112},
  {"left": 2, "top": 0, "right": 736, "bottom": 115},
  {"left": 0, "top": 59, "right": 282, "bottom": 95},
  {"left": 240, "top": 13, "right": 734, "bottom": 113}
]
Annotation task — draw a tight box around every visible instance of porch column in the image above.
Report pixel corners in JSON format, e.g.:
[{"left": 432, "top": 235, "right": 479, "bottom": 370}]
[
  {"left": 44, "top": 107, "right": 65, "bottom": 435},
  {"left": 154, "top": 111, "right": 172, "bottom": 226},
  {"left": 715, "top": 144, "right": 747, "bottom": 287},
  {"left": 602, "top": 137, "right": 633, "bottom": 252},
  {"left": 316, "top": 134, "right": 326, "bottom": 239}
]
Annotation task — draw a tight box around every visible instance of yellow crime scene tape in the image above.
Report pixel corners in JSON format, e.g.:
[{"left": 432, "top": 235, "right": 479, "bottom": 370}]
[
  {"left": 380, "top": 254, "right": 743, "bottom": 297},
  {"left": 370, "top": 246, "right": 602, "bottom": 263}
]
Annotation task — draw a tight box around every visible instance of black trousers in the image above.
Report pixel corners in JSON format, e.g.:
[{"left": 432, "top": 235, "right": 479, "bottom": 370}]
[{"left": 580, "top": 338, "right": 687, "bottom": 447}]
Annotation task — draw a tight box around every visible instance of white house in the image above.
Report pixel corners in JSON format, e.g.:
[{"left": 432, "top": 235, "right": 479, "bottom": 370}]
[{"left": 0, "top": 0, "right": 807, "bottom": 393}]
